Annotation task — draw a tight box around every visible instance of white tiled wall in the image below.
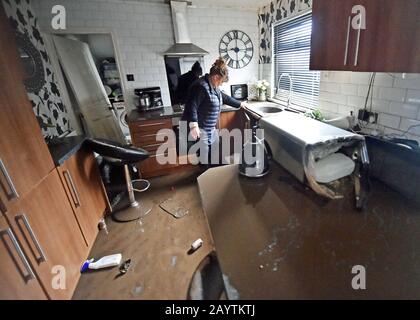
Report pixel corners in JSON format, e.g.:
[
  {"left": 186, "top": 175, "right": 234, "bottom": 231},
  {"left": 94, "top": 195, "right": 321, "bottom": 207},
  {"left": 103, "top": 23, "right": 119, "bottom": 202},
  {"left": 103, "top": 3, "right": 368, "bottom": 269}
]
[
  {"left": 318, "top": 72, "right": 420, "bottom": 142},
  {"left": 32, "top": 0, "right": 259, "bottom": 111},
  {"left": 261, "top": 63, "right": 420, "bottom": 142}
]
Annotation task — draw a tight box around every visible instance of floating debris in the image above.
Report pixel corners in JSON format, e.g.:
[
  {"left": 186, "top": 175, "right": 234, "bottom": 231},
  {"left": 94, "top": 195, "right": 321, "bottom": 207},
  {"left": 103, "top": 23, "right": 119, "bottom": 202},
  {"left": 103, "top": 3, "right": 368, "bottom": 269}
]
[
  {"left": 159, "top": 198, "right": 189, "bottom": 219},
  {"left": 171, "top": 255, "right": 178, "bottom": 267},
  {"left": 131, "top": 285, "right": 143, "bottom": 296}
]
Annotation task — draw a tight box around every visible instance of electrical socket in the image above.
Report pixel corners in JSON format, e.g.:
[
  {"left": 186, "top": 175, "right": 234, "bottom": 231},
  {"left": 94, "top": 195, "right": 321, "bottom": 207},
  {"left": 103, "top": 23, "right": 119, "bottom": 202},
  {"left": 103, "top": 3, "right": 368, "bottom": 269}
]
[{"left": 358, "top": 109, "right": 378, "bottom": 124}]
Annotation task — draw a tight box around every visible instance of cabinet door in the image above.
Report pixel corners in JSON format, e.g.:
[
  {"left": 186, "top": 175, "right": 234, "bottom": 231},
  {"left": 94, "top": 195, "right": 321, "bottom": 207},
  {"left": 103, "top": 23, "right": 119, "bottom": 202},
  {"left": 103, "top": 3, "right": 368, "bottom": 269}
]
[
  {"left": 354, "top": 0, "right": 420, "bottom": 72},
  {"left": 0, "top": 215, "right": 47, "bottom": 299},
  {"left": 0, "top": 6, "right": 54, "bottom": 207},
  {"left": 58, "top": 148, "right": 108, "bottom": 247},
  {"left": 9, "top": 171, "right": 87, "bottom": 299},
  {"left": 310, "top": 0, "right": 355, "bottom": 71}
]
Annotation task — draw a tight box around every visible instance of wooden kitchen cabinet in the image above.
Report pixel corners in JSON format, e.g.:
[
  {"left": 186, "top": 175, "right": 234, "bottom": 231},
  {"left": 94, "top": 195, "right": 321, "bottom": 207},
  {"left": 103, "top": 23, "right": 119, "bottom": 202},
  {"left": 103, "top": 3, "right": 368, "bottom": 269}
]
[
  {"left": 7, "top": 170, "right": 88, "bottom": 300},
  {"left": 0, "top": 7, "right": 54, "bottom": 209},
  {"left": 310, "top": 0, "right": 420, "bottom": 72},
  {"left": 57, "top": 147, "right": 109, "bottom": 247},
  {"left": 219, "top": 110, "right": 246, "bottom": 132},
  {"left": 218, "top": 110, "right": 247, "bottom": 157},
  {"left": 129, "top": 118, "right": 178, "bottom": 178},
  {"left": 0, "top": 214, "right": 47, "bottom": 300}
]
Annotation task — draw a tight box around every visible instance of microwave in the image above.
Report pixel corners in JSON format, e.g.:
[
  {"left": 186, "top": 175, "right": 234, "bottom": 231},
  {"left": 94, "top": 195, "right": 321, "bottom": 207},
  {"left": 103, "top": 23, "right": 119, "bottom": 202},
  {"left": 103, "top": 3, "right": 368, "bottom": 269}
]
[{"left": 231, "top": 84, "right": 248, "bottom": 101}]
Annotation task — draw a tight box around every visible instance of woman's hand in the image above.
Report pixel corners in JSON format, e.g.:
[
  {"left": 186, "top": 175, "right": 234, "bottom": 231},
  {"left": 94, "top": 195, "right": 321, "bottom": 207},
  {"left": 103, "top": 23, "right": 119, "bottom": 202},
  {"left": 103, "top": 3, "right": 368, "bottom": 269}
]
[
  {"left": 240, "top": 101, "right": 248, "bottom": 109},
  {"left": 189, "top": 122, "right": 201, "bottom": 140}
]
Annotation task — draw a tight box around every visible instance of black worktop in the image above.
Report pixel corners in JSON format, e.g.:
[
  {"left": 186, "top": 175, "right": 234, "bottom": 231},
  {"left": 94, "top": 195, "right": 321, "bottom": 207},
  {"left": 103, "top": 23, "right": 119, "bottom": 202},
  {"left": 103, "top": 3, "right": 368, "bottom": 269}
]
[
  {"left": 48, "top": 135, "right": 87, "bottom": 166},
  {"left": 127, "top": 105, "right": 239, "bottom": 123},
  {"left": 198, "top": 162, "right": 420, "bottom": 299}
]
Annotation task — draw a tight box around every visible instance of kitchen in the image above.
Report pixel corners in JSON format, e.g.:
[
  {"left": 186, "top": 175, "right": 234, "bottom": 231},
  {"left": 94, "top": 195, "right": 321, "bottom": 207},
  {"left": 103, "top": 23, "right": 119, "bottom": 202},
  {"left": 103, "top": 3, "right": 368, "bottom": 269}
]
[{"left": 1, "top": 0, "right": 420, "bottom": 303}]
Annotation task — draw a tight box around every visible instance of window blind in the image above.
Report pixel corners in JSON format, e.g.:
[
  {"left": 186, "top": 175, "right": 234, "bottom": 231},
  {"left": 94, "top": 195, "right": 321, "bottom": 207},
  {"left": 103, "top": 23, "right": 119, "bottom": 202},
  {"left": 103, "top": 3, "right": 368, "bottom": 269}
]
[{"left": 273, "top": 12, "right": 320, "bottom": 109}]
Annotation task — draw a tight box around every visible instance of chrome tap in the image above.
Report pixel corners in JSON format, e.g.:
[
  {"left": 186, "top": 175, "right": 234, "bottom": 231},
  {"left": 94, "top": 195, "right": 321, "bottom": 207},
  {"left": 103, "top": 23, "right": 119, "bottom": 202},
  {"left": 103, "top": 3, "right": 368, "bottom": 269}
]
[{"left": 275, "top": 73, "right": 293, "bottom": 106}]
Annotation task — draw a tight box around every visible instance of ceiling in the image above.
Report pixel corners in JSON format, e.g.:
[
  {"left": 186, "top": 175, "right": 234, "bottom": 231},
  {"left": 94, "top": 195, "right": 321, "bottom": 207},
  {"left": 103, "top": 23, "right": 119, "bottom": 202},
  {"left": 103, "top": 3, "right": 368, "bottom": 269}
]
[{"left": 118, "top": 0, "right": 271, "bottom": 10}]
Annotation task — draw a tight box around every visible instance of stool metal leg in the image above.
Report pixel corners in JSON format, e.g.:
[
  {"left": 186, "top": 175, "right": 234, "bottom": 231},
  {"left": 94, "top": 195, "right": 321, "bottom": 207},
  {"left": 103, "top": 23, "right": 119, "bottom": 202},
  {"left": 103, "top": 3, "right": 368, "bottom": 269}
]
[
  {"left": 112, "top": 164, "right": 152, "bottom": 223},
  {"left": 125, "top": 165, "right": 139, "bottom": 208}
]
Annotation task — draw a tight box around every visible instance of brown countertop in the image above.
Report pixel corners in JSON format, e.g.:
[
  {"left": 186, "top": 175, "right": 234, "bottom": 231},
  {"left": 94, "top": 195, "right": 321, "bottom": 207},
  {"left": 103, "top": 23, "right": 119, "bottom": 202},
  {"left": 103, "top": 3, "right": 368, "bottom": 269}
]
[{"left": 197, "top": 162, "right": 420, "bottom": 299}]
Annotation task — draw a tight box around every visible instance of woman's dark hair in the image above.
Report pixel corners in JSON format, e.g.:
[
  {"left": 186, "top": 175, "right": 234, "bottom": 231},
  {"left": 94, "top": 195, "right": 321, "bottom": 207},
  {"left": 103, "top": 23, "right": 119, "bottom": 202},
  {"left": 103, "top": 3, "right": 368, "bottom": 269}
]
[{"left": 209, "top": 58, "right": 229, "bottom": 82}]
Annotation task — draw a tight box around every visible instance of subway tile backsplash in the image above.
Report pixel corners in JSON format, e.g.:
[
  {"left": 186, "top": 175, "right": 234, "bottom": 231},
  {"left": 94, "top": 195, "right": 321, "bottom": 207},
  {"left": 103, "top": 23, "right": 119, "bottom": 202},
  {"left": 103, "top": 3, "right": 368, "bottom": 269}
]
[
  {"left": 262, "top": 65, "right": 420, "bottom": 142},
  {"left": 316, "top": 71, "right": 420, "bottom": 142}
]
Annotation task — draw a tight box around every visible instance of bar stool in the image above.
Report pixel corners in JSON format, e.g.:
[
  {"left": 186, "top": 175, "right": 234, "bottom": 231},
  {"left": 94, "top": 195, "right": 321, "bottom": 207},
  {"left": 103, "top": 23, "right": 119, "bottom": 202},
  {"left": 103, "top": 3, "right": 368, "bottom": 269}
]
[{"left": 85, "top": 138, "right": 152, "bottom": 222}]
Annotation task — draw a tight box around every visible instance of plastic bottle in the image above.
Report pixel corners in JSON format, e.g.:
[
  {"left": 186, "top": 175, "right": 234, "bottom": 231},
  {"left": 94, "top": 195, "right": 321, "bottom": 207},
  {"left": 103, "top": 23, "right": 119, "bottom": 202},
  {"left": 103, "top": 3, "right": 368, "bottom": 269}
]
[
  {"left": 190, "top": 238, "right": 203, "bottom": 252},
  {"left": 81, "top": 253, "right": 122, "bottom": 272}
]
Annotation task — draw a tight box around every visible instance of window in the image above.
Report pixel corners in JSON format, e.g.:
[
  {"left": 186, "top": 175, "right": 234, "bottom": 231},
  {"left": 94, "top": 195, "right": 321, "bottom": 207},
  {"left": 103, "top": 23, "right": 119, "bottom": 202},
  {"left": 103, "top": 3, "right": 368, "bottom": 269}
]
[{"left": 273, "top": 12, "right": 320, "bottom": 110}]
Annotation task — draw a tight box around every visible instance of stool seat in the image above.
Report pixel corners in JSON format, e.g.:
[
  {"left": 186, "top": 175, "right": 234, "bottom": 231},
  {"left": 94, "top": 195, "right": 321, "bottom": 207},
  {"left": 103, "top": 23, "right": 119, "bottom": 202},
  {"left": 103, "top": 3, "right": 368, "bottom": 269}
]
[
  {"left": 85, "top": 138, "right": 152, "bottom": 222},
  {"left": 85, "top": 138, "right": 149, "bottom": 164}
]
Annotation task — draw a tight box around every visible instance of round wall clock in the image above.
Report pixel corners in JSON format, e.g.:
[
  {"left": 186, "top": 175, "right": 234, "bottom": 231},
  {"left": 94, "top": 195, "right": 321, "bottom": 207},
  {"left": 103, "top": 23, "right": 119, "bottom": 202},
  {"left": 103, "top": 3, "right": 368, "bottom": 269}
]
[{"left": 219, "top": 30, "right": 253, "bottom": 69}]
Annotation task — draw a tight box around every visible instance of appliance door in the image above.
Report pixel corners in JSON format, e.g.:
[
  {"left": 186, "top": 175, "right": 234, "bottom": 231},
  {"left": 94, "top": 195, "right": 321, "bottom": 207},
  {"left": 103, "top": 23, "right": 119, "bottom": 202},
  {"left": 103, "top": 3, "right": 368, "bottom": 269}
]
[{"left": 53, "top": 36, "right": 126, "bottom": 144}]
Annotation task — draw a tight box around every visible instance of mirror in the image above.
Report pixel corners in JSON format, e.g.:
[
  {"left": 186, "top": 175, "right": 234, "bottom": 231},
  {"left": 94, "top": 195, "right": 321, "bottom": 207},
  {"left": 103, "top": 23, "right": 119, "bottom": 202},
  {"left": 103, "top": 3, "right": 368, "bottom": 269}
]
[{"left": 15, "top": 32, "right": 45, "bottom": 93}]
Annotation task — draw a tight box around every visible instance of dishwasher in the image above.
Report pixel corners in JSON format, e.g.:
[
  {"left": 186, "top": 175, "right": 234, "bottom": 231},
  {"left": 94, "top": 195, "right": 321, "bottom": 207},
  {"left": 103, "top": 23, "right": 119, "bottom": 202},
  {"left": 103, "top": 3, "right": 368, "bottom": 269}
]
[{"left": 260, "top": 111, "right": 370, "bottom": 210}]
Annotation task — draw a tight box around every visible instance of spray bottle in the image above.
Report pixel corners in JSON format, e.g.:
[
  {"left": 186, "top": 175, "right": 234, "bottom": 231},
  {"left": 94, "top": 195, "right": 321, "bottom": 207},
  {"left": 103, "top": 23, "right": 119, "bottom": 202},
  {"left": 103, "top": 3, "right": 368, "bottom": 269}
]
[{"left": 81, "top": 253, "right": 122, "bottom": 272}]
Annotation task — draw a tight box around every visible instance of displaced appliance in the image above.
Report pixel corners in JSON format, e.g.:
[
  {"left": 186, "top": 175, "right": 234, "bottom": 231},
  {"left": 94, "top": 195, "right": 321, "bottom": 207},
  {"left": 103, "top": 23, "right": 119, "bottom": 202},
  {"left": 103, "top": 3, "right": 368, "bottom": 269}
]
[
  {"left": 164, "top": 1, "right": 209, "bottom": 56},
  {"left": 134, "top": 87, "right": 163, "bottom": 111},
  {"left": 231, "top": 84, "right": 248, "bottom": 101},
  {"left": 112, "top": 101, "right": 130, "bottom": 141},
  {"left": 239, "top": 108, "right": 270, "bottom": 178},
  {"left": 260, "top": 111, "right": 370, "bottom": 209}
]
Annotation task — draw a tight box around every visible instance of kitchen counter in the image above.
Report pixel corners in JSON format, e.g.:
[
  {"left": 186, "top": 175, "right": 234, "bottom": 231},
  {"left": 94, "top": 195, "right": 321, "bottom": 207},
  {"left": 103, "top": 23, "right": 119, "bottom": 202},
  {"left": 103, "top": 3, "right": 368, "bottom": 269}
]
[
  {"left": 198, "top": 162, "right": 420, "bottom": 299},
  {"left": 48, "top": 135, "right": 87, "bottom": 166},
  {"left": 127, "top": 104, "right": 241, "bottom": 123}
]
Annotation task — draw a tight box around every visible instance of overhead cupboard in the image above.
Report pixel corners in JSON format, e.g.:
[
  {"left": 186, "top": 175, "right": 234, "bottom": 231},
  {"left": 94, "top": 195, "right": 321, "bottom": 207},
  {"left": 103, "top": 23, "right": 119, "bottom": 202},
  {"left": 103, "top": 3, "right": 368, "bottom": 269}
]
[{"left": 310, "top": 0, "right": 420, "bottom": 72}]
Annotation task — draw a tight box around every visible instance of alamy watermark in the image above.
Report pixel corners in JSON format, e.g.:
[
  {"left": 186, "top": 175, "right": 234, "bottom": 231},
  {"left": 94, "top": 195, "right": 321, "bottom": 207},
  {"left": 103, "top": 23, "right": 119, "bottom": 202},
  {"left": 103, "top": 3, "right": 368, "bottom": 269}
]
[
  {"left": 51, "top": 5, "right": 66, "bottom": 30},
  {"left": 351, "top": 265, "right": 366, "bottom": 290},
  {"left": 152, "top": 121, "right": 266, "bottom": 176}
]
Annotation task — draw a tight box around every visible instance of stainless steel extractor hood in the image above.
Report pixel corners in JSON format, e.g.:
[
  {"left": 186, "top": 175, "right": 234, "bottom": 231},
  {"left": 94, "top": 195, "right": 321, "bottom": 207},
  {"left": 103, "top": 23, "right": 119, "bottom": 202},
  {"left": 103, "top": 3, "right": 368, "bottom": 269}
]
[{"left": 164, "top": 1, "right": 208, "bottom": 56}]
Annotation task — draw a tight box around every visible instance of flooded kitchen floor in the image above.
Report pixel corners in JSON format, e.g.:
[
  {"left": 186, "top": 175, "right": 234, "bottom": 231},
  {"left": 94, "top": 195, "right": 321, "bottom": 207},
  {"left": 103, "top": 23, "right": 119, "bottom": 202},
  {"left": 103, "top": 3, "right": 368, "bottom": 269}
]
[
  {"left": 73, "top": 168, "right": 214, "bottom": 300},
  {"left": 73, "top": 163, "right": 420, "bottom": 299}
]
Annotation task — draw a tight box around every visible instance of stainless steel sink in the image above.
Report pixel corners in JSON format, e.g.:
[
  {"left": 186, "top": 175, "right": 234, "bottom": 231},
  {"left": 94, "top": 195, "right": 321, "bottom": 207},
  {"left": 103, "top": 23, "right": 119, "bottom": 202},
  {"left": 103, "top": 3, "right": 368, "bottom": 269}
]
[
  {"left": 251, "top": 105, "right": 283, "bottom": 115},
  {"left": 255, "top": 106, "right": 282, "bottom": 113}
]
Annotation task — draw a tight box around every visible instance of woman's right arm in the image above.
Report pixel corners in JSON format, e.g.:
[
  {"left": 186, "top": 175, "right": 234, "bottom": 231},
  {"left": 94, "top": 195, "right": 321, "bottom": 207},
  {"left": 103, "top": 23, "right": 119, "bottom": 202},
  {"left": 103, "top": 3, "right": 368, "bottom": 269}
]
[{"left": 185, "top": 85, "right": 205, "bottom": 140}]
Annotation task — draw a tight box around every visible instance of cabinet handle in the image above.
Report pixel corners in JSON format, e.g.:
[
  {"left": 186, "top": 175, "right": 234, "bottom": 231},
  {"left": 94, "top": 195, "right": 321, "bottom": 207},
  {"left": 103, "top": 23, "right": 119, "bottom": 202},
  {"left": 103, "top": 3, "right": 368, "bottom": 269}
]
[
  {"left": 1, "top": 228, "right": 36, "bottom": 280},
  {"left": 0, "top": 158, "right": 19, "bottom": 200},
  {"left": 344, "top": 16, "right": 351, "bottom": 66},
  {"left": 354, "top": 24, "right": 361, "bottom": 66},
  {"left": 136, "top": 122, "right": 166, "bottom": 128},
  {"left": 16, "top": 214, "right": 47, "bottom": 263},
  {"left": 0, "top": 197, "right": 6, "bottom": 215},
  {"left": 63, "top": 170, "right": 81, "bottom": 208}
]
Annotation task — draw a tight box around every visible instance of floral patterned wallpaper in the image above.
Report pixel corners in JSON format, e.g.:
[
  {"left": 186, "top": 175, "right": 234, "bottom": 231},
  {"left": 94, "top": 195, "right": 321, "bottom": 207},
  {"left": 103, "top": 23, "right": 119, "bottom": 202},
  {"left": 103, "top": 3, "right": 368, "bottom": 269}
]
[
  {"left": 2, "top": 0, "right": 72, "bottom": 141},
  {"left": 258, "top": 0, "right": 312, "bottom": 64}
]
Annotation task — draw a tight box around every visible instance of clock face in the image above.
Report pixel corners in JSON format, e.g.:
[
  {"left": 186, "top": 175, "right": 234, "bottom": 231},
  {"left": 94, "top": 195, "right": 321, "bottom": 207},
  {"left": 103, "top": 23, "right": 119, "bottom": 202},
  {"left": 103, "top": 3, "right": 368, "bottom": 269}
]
[{"left": 219, "top": 30, "right": 253, "bottom": 69}]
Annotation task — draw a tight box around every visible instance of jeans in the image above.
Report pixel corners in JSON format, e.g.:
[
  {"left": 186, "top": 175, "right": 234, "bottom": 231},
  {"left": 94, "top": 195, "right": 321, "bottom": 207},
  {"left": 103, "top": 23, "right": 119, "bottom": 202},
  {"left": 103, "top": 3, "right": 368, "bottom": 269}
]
[{"left": 197, "top": 129, "right": 220, "bottom": 169}]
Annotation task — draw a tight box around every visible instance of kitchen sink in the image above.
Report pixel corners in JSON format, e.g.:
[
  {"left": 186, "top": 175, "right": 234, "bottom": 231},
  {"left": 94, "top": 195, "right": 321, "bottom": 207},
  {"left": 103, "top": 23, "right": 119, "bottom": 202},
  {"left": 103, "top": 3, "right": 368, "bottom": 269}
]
[
  {"left": 255, "top": 106, "right": 282, "bottom": 113},
  {"left": 251, "top": 105, "right": 283, "bottom": 116}
]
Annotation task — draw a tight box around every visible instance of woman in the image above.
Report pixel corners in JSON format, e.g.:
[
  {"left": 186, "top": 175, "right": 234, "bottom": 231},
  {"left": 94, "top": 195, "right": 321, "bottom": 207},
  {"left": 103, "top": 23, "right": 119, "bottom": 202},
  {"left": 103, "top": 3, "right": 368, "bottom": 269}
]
[{"left": 182, "top": 58, "right": 247, "bottom": 167}]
